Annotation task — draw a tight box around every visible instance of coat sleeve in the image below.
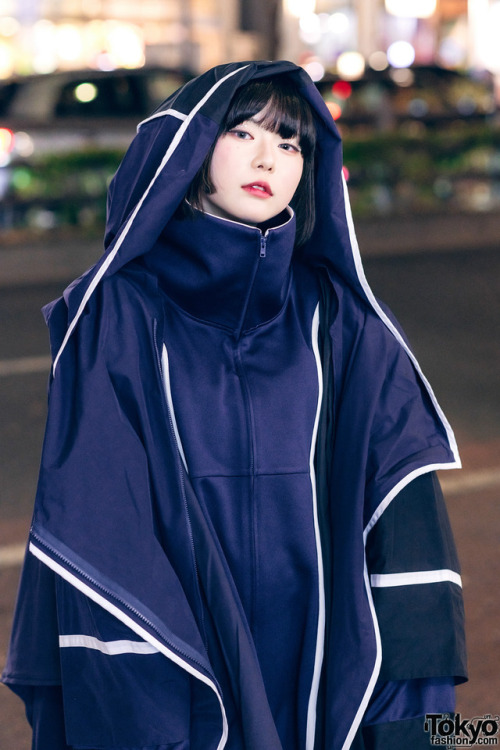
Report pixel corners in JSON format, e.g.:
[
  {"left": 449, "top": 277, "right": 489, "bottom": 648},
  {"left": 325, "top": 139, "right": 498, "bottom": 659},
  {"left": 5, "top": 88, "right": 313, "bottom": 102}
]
[
  {"left": 1, "top": 550, "right": 70, "bottom": 749},
  {"left": 2, "top": 276, "right": 221, "bottom": 750},
  {"left": 365, "top": 471, "right": 467, "bottom": 684},
  {"left": 353, "top": 714, "right": 451, "bottom": 749},
  {"left": 355, "top": 471, "right": 466, "bottom": 748}
]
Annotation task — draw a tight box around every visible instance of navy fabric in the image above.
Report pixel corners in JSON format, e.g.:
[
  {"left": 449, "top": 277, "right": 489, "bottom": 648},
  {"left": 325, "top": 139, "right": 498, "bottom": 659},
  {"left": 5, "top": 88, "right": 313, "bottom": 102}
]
[
  {"left": 26, "top": 686, "right": 69, "bottom": 749},
  {"left": 364, "top": 677, "right": 455, "bottom": 726},
  {"left": 2, "top": 60, "right": 466, "bottom": 750},
  {"left": 148, "top": 209, "right": 321, "bottom": 750}
]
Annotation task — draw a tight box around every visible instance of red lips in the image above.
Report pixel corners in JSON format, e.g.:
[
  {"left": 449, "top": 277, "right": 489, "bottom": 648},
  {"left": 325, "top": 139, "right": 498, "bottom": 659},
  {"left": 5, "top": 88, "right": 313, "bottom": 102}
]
[{"left": 242, "top": 181, "right": 273, "bottom": 197}]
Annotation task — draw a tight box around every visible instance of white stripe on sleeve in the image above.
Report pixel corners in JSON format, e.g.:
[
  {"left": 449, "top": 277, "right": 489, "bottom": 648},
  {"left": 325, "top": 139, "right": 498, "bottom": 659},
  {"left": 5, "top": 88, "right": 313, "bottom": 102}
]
[
  {"left": 370, "top": 569, "right": 462, "bottom": 588},
  {"left": 59, "top": 634, "right": 160, "bottom": 655}
]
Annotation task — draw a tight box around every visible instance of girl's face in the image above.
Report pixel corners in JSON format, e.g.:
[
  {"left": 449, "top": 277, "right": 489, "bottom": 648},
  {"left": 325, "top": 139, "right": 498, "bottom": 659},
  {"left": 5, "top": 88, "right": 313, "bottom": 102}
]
[{"left": 201, "top": 112, "right": 304, "bottom": 226}]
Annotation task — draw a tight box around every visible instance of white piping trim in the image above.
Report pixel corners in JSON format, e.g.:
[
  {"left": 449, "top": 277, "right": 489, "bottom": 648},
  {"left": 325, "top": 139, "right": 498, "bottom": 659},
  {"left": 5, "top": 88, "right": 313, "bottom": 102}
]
[
  {"left": 137, "top": 108, "right": 188, "bottom": 130},
  {"left": 59, "top": 634, "right": 160, "bottom": 655},
  {"left": 52, "top": 64, "right": 250, "bottom": 376},
  {"left": 161, "top": 345, "right": 188, "bottom": 472},
  {"left": 341, "top": 173, "right": 461, "bottom": 469},
  {"left": 340, "top": 171, "right": 461, "bottom": 750},
  {"left": 305, "top": 304, "right": 326, "bottom": 750},
  {"left": 364, "top": 462, "right": 457, "bottom": 538},
  {"left": 370, "top": 569, "right": 462, "bottom": 589},
  {"left": 342, "top": 563, "right": 383, "bottom": 750},
  {"left": 201, "top": 204, "right": 294, "bottom": 231},
  {"left": 29, "top": 541, "right": 228, "bottom": 750}
]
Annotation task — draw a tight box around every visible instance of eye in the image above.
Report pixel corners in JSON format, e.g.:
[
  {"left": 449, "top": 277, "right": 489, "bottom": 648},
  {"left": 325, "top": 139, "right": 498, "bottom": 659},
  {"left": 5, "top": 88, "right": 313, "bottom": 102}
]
[
  {"left": 279, "top": 141, "right": 302, "bottom": 154},
  {"left": 228, "top": 128, "right": 252, "bottom": 140}
]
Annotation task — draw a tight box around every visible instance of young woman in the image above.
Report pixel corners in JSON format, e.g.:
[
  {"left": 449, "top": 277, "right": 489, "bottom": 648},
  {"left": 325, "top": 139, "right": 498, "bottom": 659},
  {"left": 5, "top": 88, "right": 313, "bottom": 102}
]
[{"left": 2, "top": 60, "right": 466, "bottom": 750}]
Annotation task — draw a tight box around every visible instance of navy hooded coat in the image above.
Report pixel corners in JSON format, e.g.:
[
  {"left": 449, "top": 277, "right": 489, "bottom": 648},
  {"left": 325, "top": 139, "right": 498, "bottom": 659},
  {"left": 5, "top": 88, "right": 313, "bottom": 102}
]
[{"left": 2, "top": 60, "right": 466, "bottom": 750}]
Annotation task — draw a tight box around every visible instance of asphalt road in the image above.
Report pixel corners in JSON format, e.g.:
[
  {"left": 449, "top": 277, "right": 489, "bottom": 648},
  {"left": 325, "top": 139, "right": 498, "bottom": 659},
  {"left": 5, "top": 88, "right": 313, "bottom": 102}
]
[{"left": 1, "top": 245, "right": 499, "bottom": 746}]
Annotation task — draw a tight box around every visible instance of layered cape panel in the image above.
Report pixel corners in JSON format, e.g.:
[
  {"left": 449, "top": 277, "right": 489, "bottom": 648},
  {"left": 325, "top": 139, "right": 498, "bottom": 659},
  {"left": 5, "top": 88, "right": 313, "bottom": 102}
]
[{"left": 2, "top": 60, "right": 466, "bottom": 750}]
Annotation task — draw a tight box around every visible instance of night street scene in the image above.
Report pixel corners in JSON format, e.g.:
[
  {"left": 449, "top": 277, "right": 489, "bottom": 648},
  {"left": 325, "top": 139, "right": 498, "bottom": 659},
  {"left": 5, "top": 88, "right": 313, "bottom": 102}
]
[{"left": 1, "top": 0, "right": 499, "bottom": 748}]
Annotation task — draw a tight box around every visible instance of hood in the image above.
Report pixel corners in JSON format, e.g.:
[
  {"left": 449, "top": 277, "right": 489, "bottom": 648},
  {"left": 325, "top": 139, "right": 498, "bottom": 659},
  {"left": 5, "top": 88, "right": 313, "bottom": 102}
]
[
  {"left": 47, "top": 58, "right": 459, "bottom": 462},
  {"left": 49, "top": 60, "right": 341, "bottom": 367}
]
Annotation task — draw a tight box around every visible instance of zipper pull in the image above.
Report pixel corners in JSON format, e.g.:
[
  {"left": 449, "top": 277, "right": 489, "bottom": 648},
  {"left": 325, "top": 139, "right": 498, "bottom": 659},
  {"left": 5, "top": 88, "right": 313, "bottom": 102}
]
[{"left": 260, "top": 235, "right": 267, "bottom": 258}]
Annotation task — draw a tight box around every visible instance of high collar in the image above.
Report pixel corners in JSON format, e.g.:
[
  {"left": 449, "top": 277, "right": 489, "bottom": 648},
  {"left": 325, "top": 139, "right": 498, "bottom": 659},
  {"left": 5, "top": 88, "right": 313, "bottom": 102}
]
[{"left": 142, "top": 208, "right": 297, "bottom": 336}]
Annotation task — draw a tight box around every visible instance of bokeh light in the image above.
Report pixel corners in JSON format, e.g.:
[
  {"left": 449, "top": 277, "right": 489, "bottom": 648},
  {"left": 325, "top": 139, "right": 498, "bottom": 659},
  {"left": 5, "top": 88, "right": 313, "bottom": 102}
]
[
  {"left": 326, "top": 101, "right": 342, "bottom": 120},
  {"left": 332, "top": 80, "right": 352, "bottom": 99},
  {"left": 0, "top": 41, "right": 14, "bottom": 78},
  {"left": 387, "top": 41, "right": 416, "bottom": 68},
  {"left": 302, "top": 59, "right": 325, "bottom": 82},
  {"left": 286, "top": 0, "right": 316, "bottom": 18},
  {"left": 482, "top": 1, "right": 500, "bottom": 73},
  {"left": 368, "top": 51, "right": 389, "bottom": 71},
  {"left": 74, "top": 82, "right": 98, "bottom": 103},
  {"left": 32, "top": 21, "right": 58, "bottom": 73},
  {"left": 385, "top": 0, "right": 437, "bottom": 18},
  {"left": 337, "top": 51, "right": 365, "bottom": 81},
  {"left": 327, "top": 12, "right": 350, "bottom": 35},
  {"left": 299, "top": 14, "right": 321, "bottom": 44},
  {"left": 56, "top": 24, "right": 83, "bottom": 63},
  {"left": 0, "top": 17, "right": 19, "bottom": 36},
  {"left": 106, "top": 23, "right": 145, "bottom": 69}
]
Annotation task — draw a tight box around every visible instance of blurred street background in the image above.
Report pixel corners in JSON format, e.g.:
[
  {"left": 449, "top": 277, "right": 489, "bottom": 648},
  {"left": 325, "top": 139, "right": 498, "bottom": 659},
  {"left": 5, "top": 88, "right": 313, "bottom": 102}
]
[{"left": 1, "top": 0, "right": 500, "bottom": 745}]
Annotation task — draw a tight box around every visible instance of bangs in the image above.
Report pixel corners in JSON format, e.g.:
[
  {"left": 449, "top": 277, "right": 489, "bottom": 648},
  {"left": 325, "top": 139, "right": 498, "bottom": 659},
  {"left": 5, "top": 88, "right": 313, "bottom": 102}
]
[{"left": 223, "top": 78, "right": 316, "bottom": 158}]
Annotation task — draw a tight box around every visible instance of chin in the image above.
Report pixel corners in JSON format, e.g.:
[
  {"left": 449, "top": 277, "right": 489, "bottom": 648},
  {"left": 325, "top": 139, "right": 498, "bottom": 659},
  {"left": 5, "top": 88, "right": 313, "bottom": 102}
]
[{"left": 241, "top": 208, "right": 282, "bottom": 225}]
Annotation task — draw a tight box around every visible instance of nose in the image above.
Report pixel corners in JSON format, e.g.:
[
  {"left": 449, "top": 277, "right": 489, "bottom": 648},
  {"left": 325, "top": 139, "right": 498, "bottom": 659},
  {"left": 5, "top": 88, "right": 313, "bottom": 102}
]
[{"left": 252, "top": 138, "right": 275, "bottom": 172}]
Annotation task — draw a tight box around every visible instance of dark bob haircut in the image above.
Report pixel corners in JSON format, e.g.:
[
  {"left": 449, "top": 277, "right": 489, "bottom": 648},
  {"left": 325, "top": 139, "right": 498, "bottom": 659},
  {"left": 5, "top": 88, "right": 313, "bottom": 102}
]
[{"left": 185, "top": 75, "right": 317, "bottom": 247}]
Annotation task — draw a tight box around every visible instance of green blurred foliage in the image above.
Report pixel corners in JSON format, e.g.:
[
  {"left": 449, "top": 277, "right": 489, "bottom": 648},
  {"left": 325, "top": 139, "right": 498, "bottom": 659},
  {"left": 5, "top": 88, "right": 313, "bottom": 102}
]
[
  {"left": 3, "top": 126, "right": 500, "bottom": 232},
  {"left": 342, "top": 124, "right": 500, "bottom": 217}
]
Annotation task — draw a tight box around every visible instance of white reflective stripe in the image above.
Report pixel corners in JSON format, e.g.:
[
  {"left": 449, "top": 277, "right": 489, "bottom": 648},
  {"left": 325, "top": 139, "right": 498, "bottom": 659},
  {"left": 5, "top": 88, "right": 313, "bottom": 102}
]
[
  {"left": 137, "top": 108, "right": 188, "bottom": 130},
  {"left": 341, "top": 173, "right": 461, "bottom": 469},
  {"left": 371, "top": 569, "right": 462, "bottom": 589},
  {"left": 59, "top": 634, "right": 160, "bottom": 655},
  {"left": 305, "top": 304, "right": 326, "bottom": 750},
  {"left": 29, "top": 542, "right": 228, "bottom": 750},
  {"left": 161, "top": 345, "right": 188, "bottom": 472},
  {"left": 52, "top": 64, "right": 250, "bottom": 375}
]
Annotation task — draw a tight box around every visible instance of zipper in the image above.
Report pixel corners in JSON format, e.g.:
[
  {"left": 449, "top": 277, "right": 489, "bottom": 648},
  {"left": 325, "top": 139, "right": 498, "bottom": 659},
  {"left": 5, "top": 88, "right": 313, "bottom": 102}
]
[
  {"left": 233, "top": 231, "right": 267, "bottom": 340},
  {"left": 30, "top": 529, "right": 212, "bottom": 677},
  {"left": 233, "top": 230, "right": 267, "bottom": 625}
]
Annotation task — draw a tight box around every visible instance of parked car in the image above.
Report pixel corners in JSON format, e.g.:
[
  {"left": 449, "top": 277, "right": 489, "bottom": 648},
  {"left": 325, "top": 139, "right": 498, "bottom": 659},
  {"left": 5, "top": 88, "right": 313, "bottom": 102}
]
[
  {"left": 315, "top": 65, "right": 498, "bottom": 133},
  {"left": 0, "top": 66, "right": 194, "bottom": 168},
  {"left": 2, "top": 63, "right": 495, "bottom": 168},
  {"left": 0, "top": 63, "right": 497, "bottom": 229}
]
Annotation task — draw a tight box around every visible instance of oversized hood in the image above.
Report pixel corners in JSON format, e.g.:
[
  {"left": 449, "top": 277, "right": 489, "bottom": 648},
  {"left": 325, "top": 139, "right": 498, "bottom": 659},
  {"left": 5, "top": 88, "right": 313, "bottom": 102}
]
[
  {"left": 4, "top": 59, "right": 466, "bottom": 750},
  {"left": 48, "top": 58, "right": 458, "bottom": 462}
]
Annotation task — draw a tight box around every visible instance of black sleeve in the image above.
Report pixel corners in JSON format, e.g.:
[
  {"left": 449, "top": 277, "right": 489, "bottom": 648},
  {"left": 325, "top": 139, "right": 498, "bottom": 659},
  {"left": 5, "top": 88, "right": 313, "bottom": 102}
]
[
  {"left": 366, "top": 471, "right": 467, "bottom": 683},
  {"left": 356, "top": 715, "right": 453, "bottom": 749}
]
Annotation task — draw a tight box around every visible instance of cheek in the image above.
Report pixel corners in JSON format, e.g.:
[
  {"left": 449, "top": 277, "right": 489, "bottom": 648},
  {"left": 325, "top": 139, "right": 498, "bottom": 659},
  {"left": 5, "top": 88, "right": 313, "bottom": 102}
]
[
  {"left": 209, "top": 140, "right": 238, "bottom": 192},
  {"left": 286, "top": 161, "right": 304, "bottom": 200}
]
